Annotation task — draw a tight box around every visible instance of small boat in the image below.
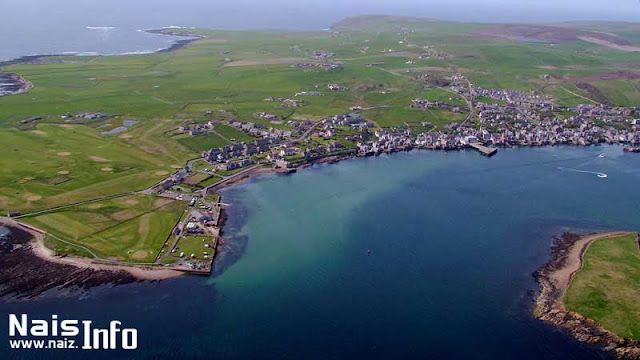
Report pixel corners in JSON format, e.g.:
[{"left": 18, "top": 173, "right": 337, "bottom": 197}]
[
  {"left": 366, "top": 249, "right": 371, "bottom": 255},
  {"left": 623, "top": 147, "right": 640, "bottom": 153}
]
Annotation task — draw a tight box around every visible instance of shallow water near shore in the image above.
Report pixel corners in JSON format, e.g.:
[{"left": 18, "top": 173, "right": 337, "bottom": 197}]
[{"left": 1, "top": 145, "right": 639, "bottom": 359}]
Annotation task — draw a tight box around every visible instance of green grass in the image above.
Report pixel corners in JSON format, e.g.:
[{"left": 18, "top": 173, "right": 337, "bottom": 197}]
[
  {"left": 0, "top": 124, "right": 174, "bottom": 213},
  {"left": 204, "top": 194, "right": 220, "bottom": 203},
  {"left": 23, "top": 195, "right": 186, "bottom": 263},
  {"left": 173, "top": 236, "right": 214, "bottom": 260},
  {"left": 184, "top": 172, "right": 212, "bottom": 185},
  {"left": 44, "top": 234, "right": 94, "bottom": 259},
  {"left": 214, "top": 124, "right": 256, "bottom": 142},
  {"left": 360, "top": 106, "right": 465, "bottom": 128},
  {"left": 176, "top": 133, "right": 230, "bottom": 153},
  {"left": 191, "top": 159, "right": 214, "bottom": 172},
  {"left": 565, "top": 233, "right": 640, "bottom": 340},
  {"left": 198, "top": 175, "right": 223, "bottom": 187}
]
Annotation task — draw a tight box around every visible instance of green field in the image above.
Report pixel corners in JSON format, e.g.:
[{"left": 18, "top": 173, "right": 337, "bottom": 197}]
[
  {"left": 177, "top": 133, "right": 230, "bottom": 153},
  {"left": 565, "top": 233, "right": 640, "bottom": 340},
  {"left": 172, "top": 236, "right": 214, "bottom": 260},
  {"left": 0, "top": 124, "right": 175, "bottom": 213},
  {"left": 23, "top": 195, "right": 186, "bottom": 263}
]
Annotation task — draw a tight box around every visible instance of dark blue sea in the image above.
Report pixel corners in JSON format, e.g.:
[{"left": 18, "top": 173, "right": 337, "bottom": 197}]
[{"left": 2, "top": 145, "right": 638, "bottom": 359}]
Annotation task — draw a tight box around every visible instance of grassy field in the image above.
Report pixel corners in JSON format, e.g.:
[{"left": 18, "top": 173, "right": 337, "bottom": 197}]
[
  {"left": 23, "top": 195, "right": 186, "bottom": 263},
  {"left": 0, "top": 124, "right": 175, "bottom": 213},
  {"left": 172, "top": 236, "right": 214, "bottom": 260},
  {"left": 565, "top": 233, "right": 640, "bottom": 340},
  {"left": 176, "top": 133, "right": 230, "bottom": 153}
]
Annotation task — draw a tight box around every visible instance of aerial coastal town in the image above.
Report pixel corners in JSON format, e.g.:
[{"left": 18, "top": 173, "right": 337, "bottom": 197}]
[
  {"left": 3, "top": 33, "right": 640, "bottom": 278},
  {"left": 182, "top": 72, "right": 640, "bottom": 172},
  {"left": 2, "top": 9, "right": 640, "bottom": 360},
  {"left": 141, "top": 73, "right": 640, "bottom": 274}
]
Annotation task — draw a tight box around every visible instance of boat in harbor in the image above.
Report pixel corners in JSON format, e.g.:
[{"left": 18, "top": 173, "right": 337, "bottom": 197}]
[{"left": 623, "top": 147, "right": 640, "bottom": 153}]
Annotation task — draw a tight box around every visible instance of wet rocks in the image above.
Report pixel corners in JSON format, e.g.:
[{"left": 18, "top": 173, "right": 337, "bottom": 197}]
[{"left": 0, "top": 226, "right": 138, "bottom": 300}]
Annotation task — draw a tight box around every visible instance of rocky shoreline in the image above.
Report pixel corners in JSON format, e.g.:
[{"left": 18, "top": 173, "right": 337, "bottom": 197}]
[
  {"left": 144, "top": 28, "right": 204, "bottom": 53},
  {"left": 0, "top": 225, "right": 140, "bottom": 300},
  {"left": 533, "top": 232, "right": 640, "bottom": 359},
  {"left": 0, "top": 71, "right": 32, "bottom": 97}
]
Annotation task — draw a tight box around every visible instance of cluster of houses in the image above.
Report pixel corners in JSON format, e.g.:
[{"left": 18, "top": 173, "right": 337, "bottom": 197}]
[
  {"left": 470, "top": 85, "right": 553, "bottom": 108},
  {"left": 411, "top": 99, "right": 463, "bottom": 113},
  {"left": 290, "top": 63, "right": 342, "bottom": 71},
  {"left": 328, "top": 113, "right": 374, "bottom": 128},
  {"left": 263, "top": 97, "right": 305, "bottom": 108},
  {"left": 418, "top": 45, "right": 449, "bottom": 60},
  {"left": 308, "top": 50, "right": 335, "bottom": 60},
  {"left": 355, "top": 119, "right": 639, "bottom": 156},
  {"left": 295, "top": 91, "right": 324, "bottom": 97},
  {"left": 267, "top": 141, "right": 347, "bottom": 168},
  {"left": 181, "top": 72, "right": 640, "bottom": 177},
  {"left": 204, "top": 139, "right": 273, "bottom": 162},
  {"left": 179, "top": 121, "right": 217, "bottom": 136},
  {"left": 328, "top": 84, "right": 348, "bottom": 91},
  {"left": 65, "top": 112, "right": 107, "bottom": 120},
  {"left": 203, "top": 143, "right": 259, "bottom": 171},
  {"left": 351, "top": 75, "right": 640, "bottom": 155},
  {"left": 255, "top": 112, "right": 280, "bottom": 121},
  {"left": 229, "top": 120, "right": 295, "bottom": 139}
]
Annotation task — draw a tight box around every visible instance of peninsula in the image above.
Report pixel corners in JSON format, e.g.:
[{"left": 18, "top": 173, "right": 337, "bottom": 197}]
[{"left": 534, "top": 232, "right": 640, "bottom": 359}]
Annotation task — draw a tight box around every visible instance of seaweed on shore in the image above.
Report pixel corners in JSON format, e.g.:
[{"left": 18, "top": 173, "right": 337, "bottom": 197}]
[{"left": 0, "top": 226, "right": 139, "bottom": 300}]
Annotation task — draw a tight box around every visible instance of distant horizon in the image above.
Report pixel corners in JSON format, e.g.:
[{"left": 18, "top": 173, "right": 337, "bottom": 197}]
[{"left": 1, "top": 1, "right": 639, "bottom": 61}]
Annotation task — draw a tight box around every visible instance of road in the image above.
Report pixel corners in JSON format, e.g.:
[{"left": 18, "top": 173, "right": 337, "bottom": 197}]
[
  {"left": 203, "top": 163, "right": 263, "bottom": 193},
  {"left": 14, "top": 192, "right": 134, "bottom": 219},
  {"left": 292, "top": 120, "right": 325, "bottom": 143}
]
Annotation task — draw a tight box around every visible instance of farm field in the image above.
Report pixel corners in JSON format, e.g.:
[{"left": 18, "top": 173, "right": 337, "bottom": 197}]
[{"left": 565, "top": 233, "right": 640, "bottom": 341}]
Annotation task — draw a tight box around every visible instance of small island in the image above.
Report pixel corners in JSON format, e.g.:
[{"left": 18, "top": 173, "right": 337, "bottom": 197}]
[{"left": 534, "top": 232, "right": 640, "bottom": 359}]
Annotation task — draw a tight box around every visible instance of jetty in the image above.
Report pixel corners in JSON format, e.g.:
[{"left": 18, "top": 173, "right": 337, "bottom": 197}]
[{"left": 469, "top": 143, "right": 498, "bottom": 157}]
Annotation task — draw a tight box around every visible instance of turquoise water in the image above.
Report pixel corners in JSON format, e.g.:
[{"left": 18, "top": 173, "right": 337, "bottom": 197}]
[{"left": 2, "top": 146, "right": 639, "bottom": 359}]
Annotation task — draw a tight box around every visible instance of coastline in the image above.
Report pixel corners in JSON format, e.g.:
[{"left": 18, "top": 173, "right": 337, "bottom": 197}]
[
  {"left": 0, "top": 217, "right": 182, "bottom": 282},
  {"left": 0, "top": 28, "right": 203, "bottom": 97},
  {"left": 533, "top": 231, "right": 640, "bottom": 359}
]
